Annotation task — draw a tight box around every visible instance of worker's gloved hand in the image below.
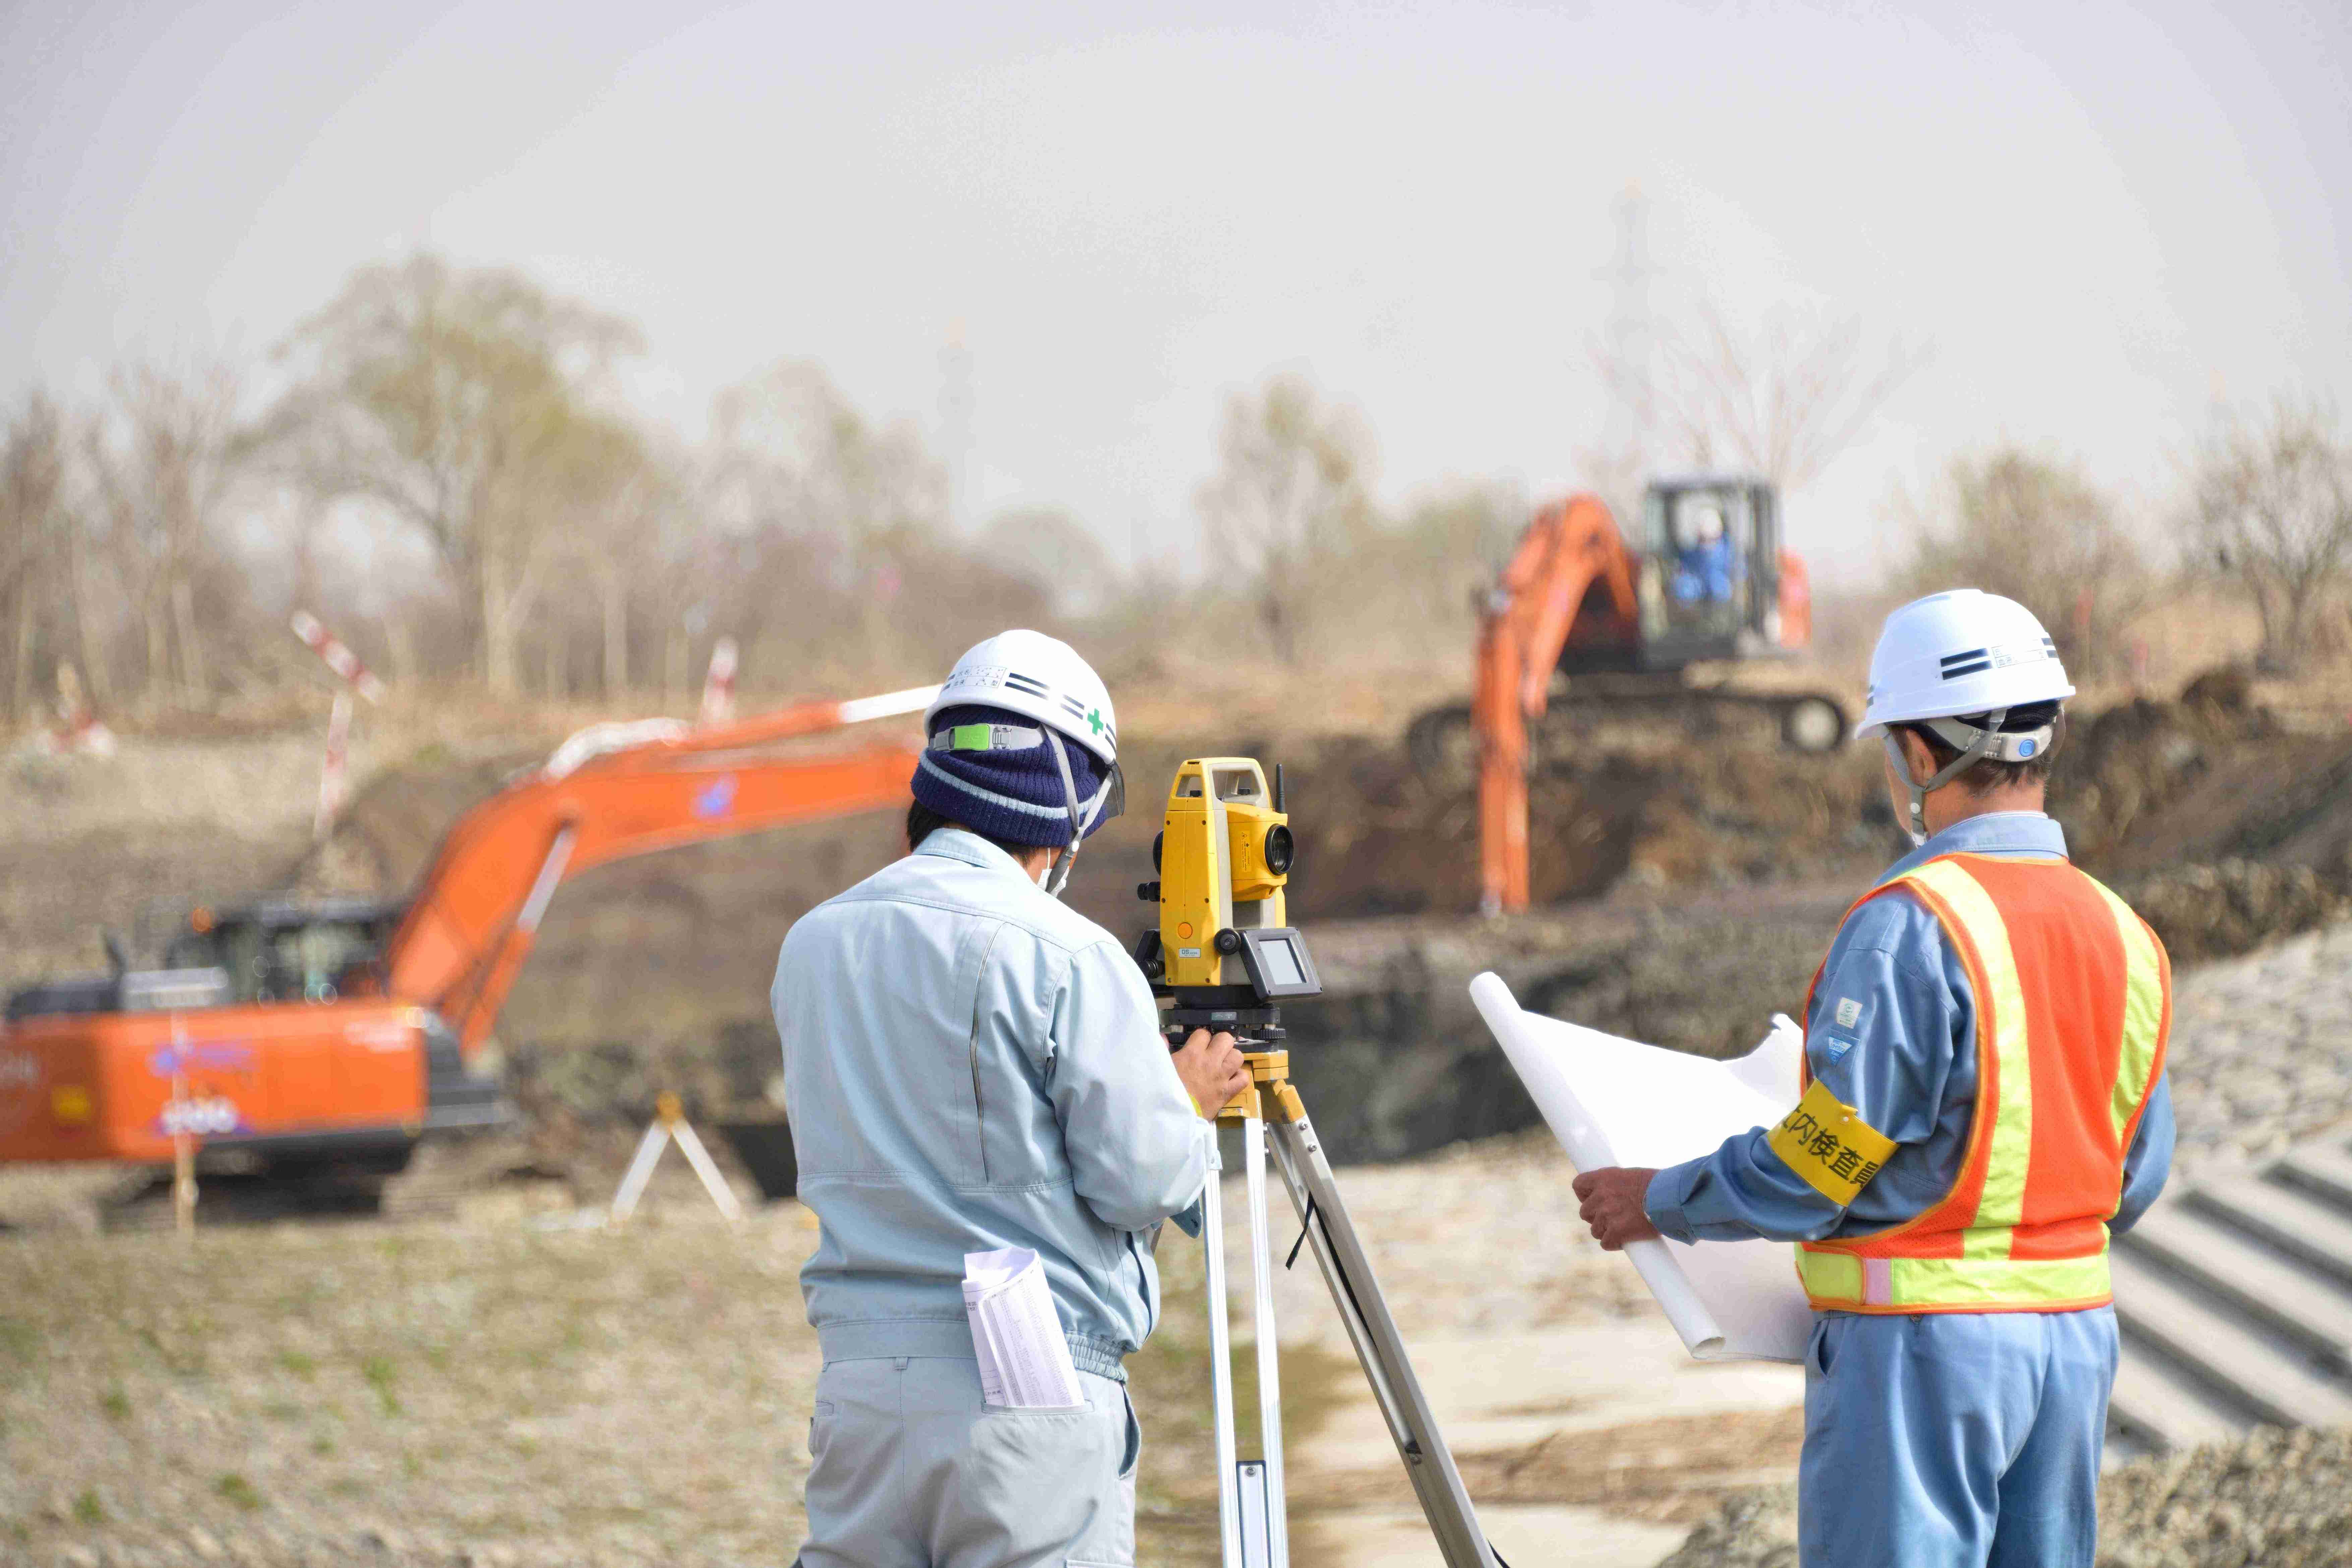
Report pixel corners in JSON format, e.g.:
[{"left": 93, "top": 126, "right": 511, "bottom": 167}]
[
  {"left": 1172, "top": 1029, "right": 1251, "bottom": 1119},
  {"left": 1572, "top": 1166, "right": 1662, "bottom": 1251}
]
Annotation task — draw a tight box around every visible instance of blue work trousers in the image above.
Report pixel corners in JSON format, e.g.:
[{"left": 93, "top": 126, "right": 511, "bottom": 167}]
[{"left": 1799, "top": 1307, "right": 2118, "bottom": 1568}]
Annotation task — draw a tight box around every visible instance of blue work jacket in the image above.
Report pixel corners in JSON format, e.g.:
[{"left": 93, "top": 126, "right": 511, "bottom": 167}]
[
  {"left": 1646, "top": 812, "right": 2175, "bottom": 1246},
  {"left": 773, "top": 828, "right": 1212, "bottom": 1381}
]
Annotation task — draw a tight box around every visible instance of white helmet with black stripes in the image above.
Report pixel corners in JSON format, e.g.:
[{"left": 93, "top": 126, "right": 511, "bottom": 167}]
[
  {"left": 1859, "top": 590, "right": 2075, "bottom": 840},
  {"left": 928, "top": 628, "right": 1118, "bottom": 767},
  {"left": 926, "top": 630, "right": 1122, "bottom": 894}
]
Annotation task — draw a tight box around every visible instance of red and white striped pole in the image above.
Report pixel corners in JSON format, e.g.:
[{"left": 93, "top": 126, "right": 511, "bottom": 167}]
[
  {"left": 291, "top": 610, "right": 387, "bottom": 705},
  {"left": 699, "top": 636, "right": 738, "bottom": 728},
  {"left": 314, "top": 692, "right": 353, "bottom": 841},
  {"left": 292, "top": 611, "right": 384, "bottom": 840}
]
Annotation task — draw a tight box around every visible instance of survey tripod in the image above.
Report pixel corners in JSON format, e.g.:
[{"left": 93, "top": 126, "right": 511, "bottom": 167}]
[
  {"left": 1189, "top": 1023, "right": 1503, "bottom": 1568},
  {"left": 1134, "top": 756, "right": 1500, "bottom": 1566}
]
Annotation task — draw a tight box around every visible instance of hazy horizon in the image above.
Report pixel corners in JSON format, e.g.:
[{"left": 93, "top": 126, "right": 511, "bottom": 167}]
[{"left": 4, "top": 0, "right": 2345, "bottom": 588}]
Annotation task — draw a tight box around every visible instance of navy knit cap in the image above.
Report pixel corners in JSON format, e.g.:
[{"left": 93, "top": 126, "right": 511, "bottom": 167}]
[{"left": 913, "top": 704, "right": 1113, "bottom": 848}]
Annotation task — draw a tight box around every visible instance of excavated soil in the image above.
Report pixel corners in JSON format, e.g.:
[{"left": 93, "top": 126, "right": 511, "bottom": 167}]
[{"left": 7, "top": 682, "right": 2352, "bottom": 1159}]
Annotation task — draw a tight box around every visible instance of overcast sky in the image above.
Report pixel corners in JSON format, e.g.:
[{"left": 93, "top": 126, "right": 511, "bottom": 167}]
[{"left": 3, "top": 0, "right": 2345, "bottom": 585}]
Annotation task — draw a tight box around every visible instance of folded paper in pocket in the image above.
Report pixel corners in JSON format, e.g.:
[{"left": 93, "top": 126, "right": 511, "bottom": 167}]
[{"left": 962, "top": 1246, "right": 1085, "bottom": 1409}]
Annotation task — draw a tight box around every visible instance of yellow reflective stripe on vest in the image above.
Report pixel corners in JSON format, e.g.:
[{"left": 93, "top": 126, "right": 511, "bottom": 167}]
[
  {"left": 1797, "top": 1247, "right": 2111, "bottom": 1310},
  {"left": 1900, "top": 859, "right": 2033, "bottom": 1253},
  {"left": 2088, "top": 878, "right": 2166, "bottom": 1149}
]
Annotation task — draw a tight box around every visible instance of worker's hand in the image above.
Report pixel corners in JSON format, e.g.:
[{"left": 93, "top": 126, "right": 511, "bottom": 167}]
[
  {"left": 1172, "top": 1028, "right": 1251, "bottom": 1119},
  {"left": 1573, "top": 1166, "right": 1663, "bottom": 1251}
]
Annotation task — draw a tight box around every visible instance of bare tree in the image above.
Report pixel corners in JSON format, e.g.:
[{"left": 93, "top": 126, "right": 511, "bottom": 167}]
[
  {"left": 2187, "top": 396, "right": 2352, "bottom": 673},
  {"left": 705, "top": 360, "right": 949, "bottom": 675},
  {"left": 1196, "top": 373, "right": 1380, "bottom": 664},
  {"left": 254, "top": 256, "right": 645, "bottom": 695},
  {"left": 0, "top": 393, "right": 74, "bottom": 723},
  {"left": 1901, "top": 448, "right": 2145, "bottom": 677},
  {"left": 1593, "top": 299, "right": 1925, "bottom": 492},
  {"left": 976, "top": 506, "right": 1122, "bottom": 619},
  {"left": 84, "top": 363, "right": 245, "bottom": 706}
]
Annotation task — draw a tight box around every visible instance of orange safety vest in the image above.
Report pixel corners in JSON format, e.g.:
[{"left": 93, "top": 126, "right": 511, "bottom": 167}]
[{"left": 1793, "top": 852, "right": 2171, "bottom": 1315}]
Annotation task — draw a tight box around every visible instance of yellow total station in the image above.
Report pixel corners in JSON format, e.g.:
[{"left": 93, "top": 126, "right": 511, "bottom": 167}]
[{"left": 1153, "top": 758, "right": 1295, "bottom": 990}]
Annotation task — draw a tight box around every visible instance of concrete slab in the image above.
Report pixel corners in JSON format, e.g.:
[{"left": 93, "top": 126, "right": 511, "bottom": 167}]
[{"left": 1303, "top": 1503, "right": 1685, "bottom": 1568}]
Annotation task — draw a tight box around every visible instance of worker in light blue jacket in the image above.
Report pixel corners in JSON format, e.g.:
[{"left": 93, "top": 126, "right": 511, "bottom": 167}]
[
  {"left": 1575, "top": 592, "right": 2174, "bottom": 1568},
  {"left": 776, "top": 630, "right": 1249, "bottom": 1568}
]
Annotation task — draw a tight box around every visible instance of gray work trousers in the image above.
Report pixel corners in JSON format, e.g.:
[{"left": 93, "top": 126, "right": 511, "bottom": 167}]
[{"left": 797, "top": 1356, "right": 1141, "bottom": 1568}]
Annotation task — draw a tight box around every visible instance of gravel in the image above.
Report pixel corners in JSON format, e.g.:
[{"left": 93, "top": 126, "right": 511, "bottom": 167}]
[
  {"left": 1659, "top": 1427, "right": 2352, "bottom": 1568},
  {"left": 2161, "top": 918, "right": 2352, "bottom": 1174}
]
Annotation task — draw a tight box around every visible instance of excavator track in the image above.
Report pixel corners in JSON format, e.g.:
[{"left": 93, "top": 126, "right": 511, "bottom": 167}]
[{"left": 1408, "top": 681, "right": 1847, "bottom": 788}]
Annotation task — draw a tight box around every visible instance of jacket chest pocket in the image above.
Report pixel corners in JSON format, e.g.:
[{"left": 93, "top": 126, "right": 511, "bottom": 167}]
[{"left": 963, "top": 933, "right": 1073, "bottom": 1190}]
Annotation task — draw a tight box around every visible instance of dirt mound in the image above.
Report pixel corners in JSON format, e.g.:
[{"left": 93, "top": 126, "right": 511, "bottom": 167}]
[
  {"left": 2061, "top": 690, "right": 2352, "bottom": 959},
  {"left": 1659, "top": 1425, "right": 2352, "bottom": 1567}
]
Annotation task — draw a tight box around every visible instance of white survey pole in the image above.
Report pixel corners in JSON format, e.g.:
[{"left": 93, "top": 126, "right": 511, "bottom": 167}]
[
  {"left": 314, "top": 692, "right": 352, "bottom": 841},
  {"left": 698, "top": 637, "right": 738, "bottom": 727}
]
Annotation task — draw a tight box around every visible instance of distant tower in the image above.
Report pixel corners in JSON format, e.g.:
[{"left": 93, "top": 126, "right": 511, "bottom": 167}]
[
  {"left": 938, "top": 322, "right": 975, "bottom": 532},
  {"left": 1594, "top": 184, "right": 1657, "bottom": 486}
]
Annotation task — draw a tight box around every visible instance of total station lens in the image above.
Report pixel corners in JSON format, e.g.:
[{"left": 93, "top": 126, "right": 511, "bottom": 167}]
[{"left": 1264, "top": 823, "right": 1294, "bottom": 876}]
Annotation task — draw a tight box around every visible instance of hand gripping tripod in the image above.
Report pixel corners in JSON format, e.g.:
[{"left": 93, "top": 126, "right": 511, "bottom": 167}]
[{"left": 1191, "top": 1031, "right": 1502, "bottom": 1568}]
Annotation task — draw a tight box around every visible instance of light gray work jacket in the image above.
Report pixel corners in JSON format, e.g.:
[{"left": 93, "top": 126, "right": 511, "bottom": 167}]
[{"left": 773, "top": 828, "right": 1211, "bottom": 1381}]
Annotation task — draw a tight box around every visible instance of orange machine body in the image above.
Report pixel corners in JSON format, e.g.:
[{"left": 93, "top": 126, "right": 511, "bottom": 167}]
[
  {"left": 0, "top": 689, "right": 928, "bottom": 1168},
  {"left": 0, "top": 1000, "right": 427, "bottom": 1164}
]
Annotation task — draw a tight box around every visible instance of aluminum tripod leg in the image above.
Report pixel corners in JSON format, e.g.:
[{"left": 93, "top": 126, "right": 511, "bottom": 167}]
[
  {"left": 1201, "top": 1141, "right": 1244, "bottom": 1567},
  {"left": 1206, "top": 1114, "right": 1290, "bottom": 1568},
  {"left": 1242, "top": 1113, "right": 1289, "bottom": 1567},
  {"left": 1266, "top": 1100, "right": 1501, "bottom": 1568}
]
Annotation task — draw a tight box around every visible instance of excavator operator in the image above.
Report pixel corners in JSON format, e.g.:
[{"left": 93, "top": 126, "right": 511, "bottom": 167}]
[
  {"left": 1670, "top": 499, "right": 1739, "bottom": 607},
  {"left": 773, "top": 629, "right": 1250, "bottom": 1568},
  {"left": 1572, "top": 590, "right": 2175, "bottom": 1567}
]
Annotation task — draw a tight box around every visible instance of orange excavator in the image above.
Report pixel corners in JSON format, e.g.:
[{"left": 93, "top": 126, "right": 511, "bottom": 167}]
[
  {"left": 1405, "top": 476, "right": 1848, "bottom": 914},
  {"left": 0, "top": 687, "right": 935, "bottom": 1173}
]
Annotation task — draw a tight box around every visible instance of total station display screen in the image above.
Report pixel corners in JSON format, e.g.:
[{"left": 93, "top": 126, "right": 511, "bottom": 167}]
[
  {"left": 1238, "top": 927, "right": 1322, "bottom": 1000},
  {"left": 1256, "top": 935, "right": 1307, "bottom": 989}
]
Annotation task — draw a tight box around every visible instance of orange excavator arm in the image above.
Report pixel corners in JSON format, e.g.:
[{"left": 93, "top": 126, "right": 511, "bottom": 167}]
[
  {"left": 1497, "top": 495, "right": 1640, "bottom": 719},
  {"left": 386, "top": 690, "right": 934, "bottom": 1058},
  {"left": 1474, "top": 493, "right": 1640, "bottom": 914}
]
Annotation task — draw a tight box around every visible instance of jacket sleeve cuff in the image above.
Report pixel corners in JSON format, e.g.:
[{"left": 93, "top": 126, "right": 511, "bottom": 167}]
[
  {"left": 1644, "top": 1162, "right": 1700, "bottom": 1246},
  {"left": 1167, "top": 1121, "right": 1218, "bottom": 1238}
]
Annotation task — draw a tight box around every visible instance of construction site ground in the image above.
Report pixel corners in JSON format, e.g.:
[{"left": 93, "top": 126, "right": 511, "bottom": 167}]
[{"left": 5, "top": 672, "right": 2352, "bottom": 1565}]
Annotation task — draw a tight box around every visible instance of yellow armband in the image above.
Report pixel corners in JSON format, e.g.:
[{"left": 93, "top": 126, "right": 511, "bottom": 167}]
[{"left": 1767, "top": 1079, "right": 1898, "bottom": 1206}]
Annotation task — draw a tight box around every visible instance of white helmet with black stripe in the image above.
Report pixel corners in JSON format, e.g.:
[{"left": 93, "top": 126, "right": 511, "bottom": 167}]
[
  {"left": 1858, "top": 590, "right": 2075, "bottom": 842},
  {"left": 925, "top": 629, "right": 1123, "bottom": 893}
]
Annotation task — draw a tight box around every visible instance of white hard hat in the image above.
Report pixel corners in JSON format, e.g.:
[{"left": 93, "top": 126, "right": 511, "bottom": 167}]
[
  {"left": 1857, "top": 590, "right": 2073, "bottom": 740},
  {"left": 927, "top": 629, "right": 1118, "bottom": 766}
]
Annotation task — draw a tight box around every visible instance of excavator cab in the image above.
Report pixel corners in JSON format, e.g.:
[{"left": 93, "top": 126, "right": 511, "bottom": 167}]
[
  {"left": 1628, "top": 475, "right": 1789, "bottom": 669},
  {"left": 164, "top": 897, "right": 402, "bottom": 1006}
]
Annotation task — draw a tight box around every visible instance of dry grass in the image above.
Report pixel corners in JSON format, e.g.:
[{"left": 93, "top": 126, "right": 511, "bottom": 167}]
[{"left": 0, "top": 1157, "right": 1380, "bottom": 1568}]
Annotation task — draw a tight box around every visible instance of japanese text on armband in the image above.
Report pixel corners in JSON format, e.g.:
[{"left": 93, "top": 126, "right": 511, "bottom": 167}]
[{"left": 1766, "top": 1078, "right": 1898, "bottom": 1206}]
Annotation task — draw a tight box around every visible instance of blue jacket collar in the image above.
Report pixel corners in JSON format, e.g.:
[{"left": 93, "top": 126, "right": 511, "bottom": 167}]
[{"left": 1880, "top": 810, "right": 2068, "bottom": 885}]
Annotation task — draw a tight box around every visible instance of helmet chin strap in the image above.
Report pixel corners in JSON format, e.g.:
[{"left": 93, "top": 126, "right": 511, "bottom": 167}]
[
  {"left": 1884, "top": 707, "right": 2007, "bottom": 846},
  {"left": 1042, "top": 730, "right": 1094, "bottom": 898}
]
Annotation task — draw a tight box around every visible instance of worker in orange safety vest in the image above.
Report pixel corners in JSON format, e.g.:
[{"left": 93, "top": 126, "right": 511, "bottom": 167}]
[{"left": 1574, "top": 589, "right": 2173, "bottom": 1567}]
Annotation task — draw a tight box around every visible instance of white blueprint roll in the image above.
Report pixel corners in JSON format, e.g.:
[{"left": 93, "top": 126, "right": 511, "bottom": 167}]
[{"left": 1469, "top": 971, "right": 1814, "bottom": 1363}]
